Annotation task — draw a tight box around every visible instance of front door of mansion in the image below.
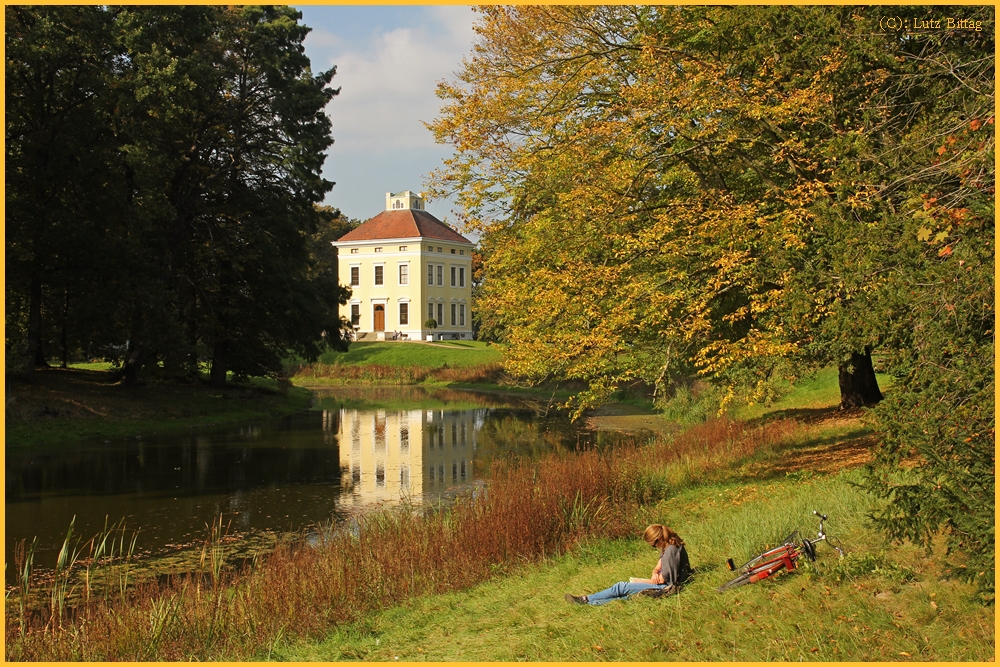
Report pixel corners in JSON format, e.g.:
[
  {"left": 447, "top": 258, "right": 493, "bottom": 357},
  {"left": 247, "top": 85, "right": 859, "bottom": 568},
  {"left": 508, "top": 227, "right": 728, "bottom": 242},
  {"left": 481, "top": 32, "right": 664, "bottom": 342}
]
[{"left": 373, "top": 304, "right": 385, "bottom": 331}]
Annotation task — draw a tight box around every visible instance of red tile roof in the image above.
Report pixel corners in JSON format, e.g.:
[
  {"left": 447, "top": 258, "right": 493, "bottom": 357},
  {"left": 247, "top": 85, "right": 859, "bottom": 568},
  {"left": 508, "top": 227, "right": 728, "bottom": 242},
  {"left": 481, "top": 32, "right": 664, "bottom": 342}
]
[{"left": 336, "top": 209, "right": 472, "bottom": 244}]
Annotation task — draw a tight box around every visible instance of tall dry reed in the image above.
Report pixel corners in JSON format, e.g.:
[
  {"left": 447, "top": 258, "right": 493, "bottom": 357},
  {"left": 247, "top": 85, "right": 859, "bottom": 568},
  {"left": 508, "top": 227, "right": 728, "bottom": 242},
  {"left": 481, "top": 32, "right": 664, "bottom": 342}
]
[
  {"left": 6, "top": 416, "right": 797, "bottom": 661},
  {"left": 294, "top": 362, "right": 503, "bottom": 385}
]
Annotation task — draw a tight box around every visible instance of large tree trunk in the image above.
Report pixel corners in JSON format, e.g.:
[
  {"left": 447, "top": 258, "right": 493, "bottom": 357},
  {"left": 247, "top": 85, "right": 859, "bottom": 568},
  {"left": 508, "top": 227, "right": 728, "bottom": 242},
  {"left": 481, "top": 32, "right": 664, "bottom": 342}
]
[
  {"left": 121, "top": 342, "right": 146, "bottom": 386},
  {"left": 34, "top": 340, "right": 49, "bottom": 369},
  {"left": 61, "top": 286, "right": 69, "bottom": 368},
  {"left": 838, "top": 347, "right": 883, "bottom": 409},
  {"left": 210, "top": 340, "right": 228, "bottom": 388},
  {"left": 24, "top": 275, "right": 43, "bottom": 379}
]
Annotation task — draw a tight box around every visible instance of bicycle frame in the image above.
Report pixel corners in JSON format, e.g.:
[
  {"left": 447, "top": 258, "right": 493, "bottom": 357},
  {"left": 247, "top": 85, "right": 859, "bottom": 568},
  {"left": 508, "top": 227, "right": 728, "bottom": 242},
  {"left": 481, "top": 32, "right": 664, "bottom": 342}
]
[{"left": 739, "top": 543, "right": 802, "bottom": 583}]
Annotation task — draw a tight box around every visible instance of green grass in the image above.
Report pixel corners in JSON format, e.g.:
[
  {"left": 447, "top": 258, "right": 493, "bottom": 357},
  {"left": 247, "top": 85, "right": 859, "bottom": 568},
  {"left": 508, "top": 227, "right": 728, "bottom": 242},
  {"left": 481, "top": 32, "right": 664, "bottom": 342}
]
[
  {"left": 272, "top": 470, "right": 993, "bottom": 662},
  {"left": 67, "top": 361, "right": 117, "bottom": 371},
  {"left": 732, "top": 366, "right": 894, "bottom": 421},
  {"left": 291, "top": 341, "right": 506, "bottom": 387},
  {"left": 263, "top": 367, "right": 985, "bottom": 662},
  {"left": 316, "top": 341, "right": 502, "bottom": 369},
  {"left": 634, "top": 366, "right": 895, "bottom": 427}
]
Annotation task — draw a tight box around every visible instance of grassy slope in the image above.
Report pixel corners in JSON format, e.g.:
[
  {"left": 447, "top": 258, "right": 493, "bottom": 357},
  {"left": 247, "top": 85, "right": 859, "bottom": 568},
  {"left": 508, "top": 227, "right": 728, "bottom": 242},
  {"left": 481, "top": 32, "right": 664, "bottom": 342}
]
[
  {"left": 276, "top": 471, "right": 993, "bottom": 662},
  {"left": 5, "top": 368, "right": 312, "bottom": 447},
  {"left": 315, "top": 340, "right": 502, "bottom": 368},
  {"left": 272, "top": 371, "right": 992, "bottom": 663}
]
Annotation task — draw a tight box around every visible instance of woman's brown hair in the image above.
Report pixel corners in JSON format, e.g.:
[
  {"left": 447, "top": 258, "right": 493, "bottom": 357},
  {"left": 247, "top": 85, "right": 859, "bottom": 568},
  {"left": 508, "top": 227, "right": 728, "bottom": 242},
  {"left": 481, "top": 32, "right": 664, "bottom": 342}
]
[{"left": 643, "top": 524, "right": 683, "bottom": 548}]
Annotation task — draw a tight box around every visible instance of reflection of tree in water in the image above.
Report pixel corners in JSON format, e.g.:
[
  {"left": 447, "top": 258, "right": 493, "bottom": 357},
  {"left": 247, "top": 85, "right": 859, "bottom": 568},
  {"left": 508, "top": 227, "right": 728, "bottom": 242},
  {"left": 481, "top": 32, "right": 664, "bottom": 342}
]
[
  {"left": 311, "top": 386, "right": 526, "bottom": 411},
  {"left": 374, "top": 413, "right": 387, "bottom": 452},
  {"left": 475, "top": 413, "right": 576, "bottom": 461},
  {"left": 474, "top": 411, "right": 647, "bottom": 477}
]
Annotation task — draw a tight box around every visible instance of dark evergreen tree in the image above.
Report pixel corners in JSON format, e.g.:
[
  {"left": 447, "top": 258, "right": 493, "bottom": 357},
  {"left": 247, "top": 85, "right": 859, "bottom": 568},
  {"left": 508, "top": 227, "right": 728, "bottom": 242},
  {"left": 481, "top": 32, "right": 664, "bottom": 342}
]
[
  {"left": 858, "top": 11, "right": 995, "bottom": 600},
  {"left": 112, "top": 5, "right": 345, "bottom": 386},
  {"left": 5, "top": 6, "right": 122, "bottom": 378},
  {"left": 197, "top": 6, "right": 344, "bottom": 386},
  {"left": 6, "top": 6, "right": 348, "bottom": 388}
]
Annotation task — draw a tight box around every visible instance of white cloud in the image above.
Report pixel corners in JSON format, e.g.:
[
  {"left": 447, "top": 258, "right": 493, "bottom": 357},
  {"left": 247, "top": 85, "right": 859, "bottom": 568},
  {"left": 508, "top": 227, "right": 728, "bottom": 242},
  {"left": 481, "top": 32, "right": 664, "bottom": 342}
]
[
  {"left": 329, "top": 11, "right": 474, "bottom": 155},
  {"left": 301, "top": 6, "right": 477, "bottom": 220},
  {"left": 428, "top": 5, "right": 477, "bottom": 54},
  {"left": 302, "top": 28, "right": 345, "bottom": 58}
]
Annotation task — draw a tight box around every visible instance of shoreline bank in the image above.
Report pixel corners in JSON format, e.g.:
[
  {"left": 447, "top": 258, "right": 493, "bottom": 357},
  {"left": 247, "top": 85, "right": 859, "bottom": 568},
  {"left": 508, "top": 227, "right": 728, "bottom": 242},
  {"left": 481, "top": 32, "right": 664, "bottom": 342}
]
[{"left": 5, "top": 368, "right": 313, "bottom": 448}]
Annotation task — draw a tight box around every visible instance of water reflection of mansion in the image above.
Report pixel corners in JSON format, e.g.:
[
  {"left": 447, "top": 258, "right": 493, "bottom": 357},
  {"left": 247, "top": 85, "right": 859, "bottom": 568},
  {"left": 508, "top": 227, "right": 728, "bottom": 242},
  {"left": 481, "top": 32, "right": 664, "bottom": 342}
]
[{"left": 328, "top": 408, "right": 482, "bottom": 507}]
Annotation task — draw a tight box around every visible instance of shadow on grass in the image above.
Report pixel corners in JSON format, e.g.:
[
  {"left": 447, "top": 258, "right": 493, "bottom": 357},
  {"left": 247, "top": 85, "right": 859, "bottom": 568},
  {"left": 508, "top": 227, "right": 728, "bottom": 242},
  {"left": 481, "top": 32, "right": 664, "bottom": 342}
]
[
  {"left": 721, "top": 429, "right": 876, "bottom": 486},
  {"left": 320, "top": 344, "right": 391, "bottom": 366},
  {"left": 743, "top": 404, "right": 863, "bottom": 427},
  {"left": 32, "top": 366, "right": 121, "bottom": 385}
]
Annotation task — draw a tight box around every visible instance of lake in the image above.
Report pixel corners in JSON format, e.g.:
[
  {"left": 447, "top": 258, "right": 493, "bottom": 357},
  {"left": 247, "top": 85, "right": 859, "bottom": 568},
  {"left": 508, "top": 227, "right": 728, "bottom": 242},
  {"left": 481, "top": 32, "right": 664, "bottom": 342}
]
[{"left": 5, "top": 386, "right": 639, "bottom": 584}]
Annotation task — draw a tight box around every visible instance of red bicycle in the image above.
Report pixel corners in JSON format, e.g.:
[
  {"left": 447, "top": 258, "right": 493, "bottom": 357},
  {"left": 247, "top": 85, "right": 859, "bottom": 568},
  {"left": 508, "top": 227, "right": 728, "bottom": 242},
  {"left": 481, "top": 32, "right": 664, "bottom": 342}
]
[{"left": 717, "top": 511, "right": 844, "bottom": 592}]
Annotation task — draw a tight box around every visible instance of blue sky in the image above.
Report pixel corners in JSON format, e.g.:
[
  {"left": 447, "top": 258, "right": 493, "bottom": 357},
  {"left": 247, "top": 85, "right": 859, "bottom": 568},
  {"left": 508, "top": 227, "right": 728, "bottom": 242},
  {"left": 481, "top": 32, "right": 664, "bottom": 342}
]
[{"left": 294, "top": 6, "right": 477, "bottom": 223}]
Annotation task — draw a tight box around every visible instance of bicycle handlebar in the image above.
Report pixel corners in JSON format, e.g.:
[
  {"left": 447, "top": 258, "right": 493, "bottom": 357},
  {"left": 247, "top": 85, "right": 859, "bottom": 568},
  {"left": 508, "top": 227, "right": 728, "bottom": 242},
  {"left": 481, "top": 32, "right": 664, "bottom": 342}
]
[{"left": 809, "top": 511, "right": 844, "bottom": 557}]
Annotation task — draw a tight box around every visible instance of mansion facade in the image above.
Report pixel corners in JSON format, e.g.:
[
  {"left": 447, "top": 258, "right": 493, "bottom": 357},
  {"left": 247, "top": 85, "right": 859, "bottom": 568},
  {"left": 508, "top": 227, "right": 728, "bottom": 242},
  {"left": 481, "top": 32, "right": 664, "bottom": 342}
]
[{"left": 332, "top": 191, "right": 474, "bottom": 340}]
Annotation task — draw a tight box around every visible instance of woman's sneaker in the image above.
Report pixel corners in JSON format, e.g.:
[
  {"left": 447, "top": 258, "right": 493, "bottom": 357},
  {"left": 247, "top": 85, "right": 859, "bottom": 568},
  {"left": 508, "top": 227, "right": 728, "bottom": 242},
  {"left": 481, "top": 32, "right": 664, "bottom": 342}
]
[{"left": 564, "top": 593, "right": 587, "bottom": 605}]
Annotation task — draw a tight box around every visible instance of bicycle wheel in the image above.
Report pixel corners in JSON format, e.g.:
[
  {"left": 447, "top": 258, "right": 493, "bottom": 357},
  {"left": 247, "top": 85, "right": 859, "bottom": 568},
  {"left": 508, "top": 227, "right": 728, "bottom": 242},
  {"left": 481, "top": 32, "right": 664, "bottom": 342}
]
[
  {"left": 825, "top": 535, "right": 845, "bottom": 557},
  {"left": 718, "top": 551, "right": 796, "bottom": 593},
  {"left": 717, "top": 571, "right": 753, "bottom": 592},
  {"left": 732, "top": 543, "right": 796, "bottom": 574}
]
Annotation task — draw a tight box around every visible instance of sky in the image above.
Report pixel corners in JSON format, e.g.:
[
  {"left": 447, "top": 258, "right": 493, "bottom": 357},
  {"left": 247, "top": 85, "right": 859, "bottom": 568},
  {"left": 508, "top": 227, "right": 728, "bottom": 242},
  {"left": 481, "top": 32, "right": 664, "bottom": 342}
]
[{"left": 294, "top": 5, "right": 477, "bottom": 224}]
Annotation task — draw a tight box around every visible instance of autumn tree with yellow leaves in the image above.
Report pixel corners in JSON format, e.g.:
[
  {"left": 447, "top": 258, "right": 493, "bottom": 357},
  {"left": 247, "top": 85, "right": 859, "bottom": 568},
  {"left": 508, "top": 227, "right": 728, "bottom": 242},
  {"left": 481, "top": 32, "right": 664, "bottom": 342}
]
[
  {"left": 430, "top": 6, "right": 994, "bottom": 599},
  {"left": 431, "top": 6, "right": 889, "bottom": 409}
]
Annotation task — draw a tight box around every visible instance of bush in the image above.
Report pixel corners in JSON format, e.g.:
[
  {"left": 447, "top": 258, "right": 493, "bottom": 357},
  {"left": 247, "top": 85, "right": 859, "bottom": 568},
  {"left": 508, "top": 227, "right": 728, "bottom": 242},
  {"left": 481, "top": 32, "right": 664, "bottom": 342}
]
[
  {"left": 656, "top": 381, "right": 723, "bottom": 425},
  {"left": 864, "top": 199, "right": 994, "bottom": 602},
  {"left": 826, "top": 552, "right": 917, "bottom": 586}
]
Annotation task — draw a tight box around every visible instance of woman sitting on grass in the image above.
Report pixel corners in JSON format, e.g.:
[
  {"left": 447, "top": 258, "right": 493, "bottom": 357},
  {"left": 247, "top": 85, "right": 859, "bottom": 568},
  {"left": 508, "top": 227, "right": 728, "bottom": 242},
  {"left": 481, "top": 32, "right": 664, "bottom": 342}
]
[{"left": 565, "top": 524, "right": 690, "bottom": 605}]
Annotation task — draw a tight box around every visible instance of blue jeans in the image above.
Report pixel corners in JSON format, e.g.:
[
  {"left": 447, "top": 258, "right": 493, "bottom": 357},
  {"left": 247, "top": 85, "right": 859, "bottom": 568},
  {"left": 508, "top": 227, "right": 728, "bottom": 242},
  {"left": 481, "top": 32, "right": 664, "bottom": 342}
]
[{"left": 586, "top": 581, "right": 665, "bottom": 605}]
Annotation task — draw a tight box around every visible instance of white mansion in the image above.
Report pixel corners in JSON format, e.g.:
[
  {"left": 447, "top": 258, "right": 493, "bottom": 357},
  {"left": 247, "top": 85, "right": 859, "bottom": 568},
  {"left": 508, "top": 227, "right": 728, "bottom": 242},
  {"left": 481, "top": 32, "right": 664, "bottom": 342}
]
[{"left": 332, "top": 191, "right": 474, "bottom": 340}]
